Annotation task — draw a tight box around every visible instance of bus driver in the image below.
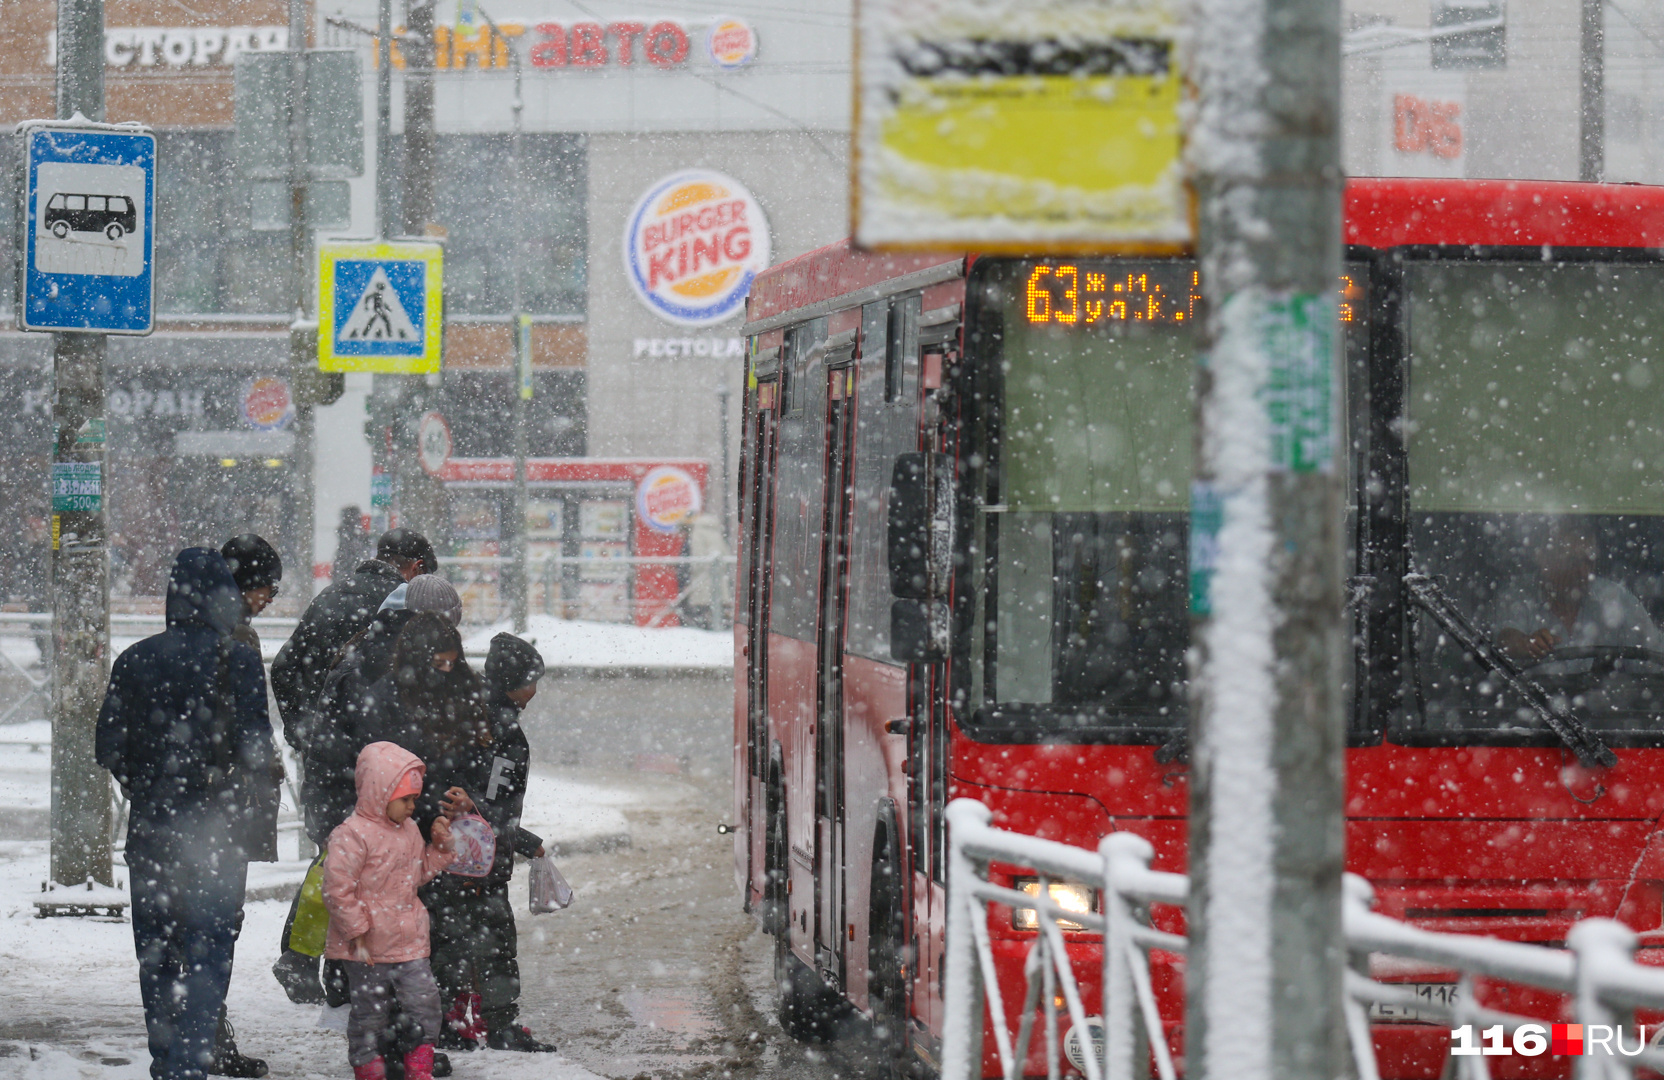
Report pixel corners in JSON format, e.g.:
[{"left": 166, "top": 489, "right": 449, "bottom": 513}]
[{"left": 1490, "top": 520, "right": 1664, "bottom": 664}]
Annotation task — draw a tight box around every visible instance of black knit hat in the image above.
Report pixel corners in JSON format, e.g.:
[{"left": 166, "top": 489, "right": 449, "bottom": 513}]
[
  {"left": 376, "top": 527, "right": 438, "bottom": 575},
  {"left": 220, "top": 534, "right": 283, "bottom": 592},
  {"left": 484, "top": 633, "right": 545, "bottom": 691}
]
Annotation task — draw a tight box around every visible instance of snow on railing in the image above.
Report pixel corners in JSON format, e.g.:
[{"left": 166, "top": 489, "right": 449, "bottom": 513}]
[
  {"left": 942, "top": 800, "right": 1186, "bottom": 1080},
  {"left": 941, "top": 797, "right": 1664, "bottom": 1080}
]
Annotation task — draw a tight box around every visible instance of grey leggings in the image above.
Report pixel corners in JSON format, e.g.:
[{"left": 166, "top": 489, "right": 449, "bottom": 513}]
[{"left": 342, "top": 958, "right": 443, "bottom": 1066}]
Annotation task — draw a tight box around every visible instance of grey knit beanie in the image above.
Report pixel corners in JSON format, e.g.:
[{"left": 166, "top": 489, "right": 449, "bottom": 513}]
[{"left": 404, "top": 573, "right": 462, "bottom": 627}]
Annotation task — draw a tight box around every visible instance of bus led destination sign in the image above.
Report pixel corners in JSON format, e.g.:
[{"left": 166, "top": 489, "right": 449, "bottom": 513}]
[
  {"left": 1020, "top": 262, "right": 1366, "bottom": 328},
  {"left": 1024, "top": 264, "right": 1198, "bottom": 326}
]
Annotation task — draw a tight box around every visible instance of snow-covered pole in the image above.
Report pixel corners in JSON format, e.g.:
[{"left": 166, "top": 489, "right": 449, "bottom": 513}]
[
  {"left": 1186, "top": 0, "right": 1346, "bottom": 1075},
  {"left": 942, "top": 799, "right": 992, "bottom": 1080},
  {"left": 48, "top": 0, "right": 113, "bottom": 890}
]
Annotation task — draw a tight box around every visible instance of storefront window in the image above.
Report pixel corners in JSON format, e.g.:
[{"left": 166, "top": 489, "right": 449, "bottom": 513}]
[
  {"left": 155, "top": 131, "right": 290, "bottom": 315},
  {"left": 432, "top": 133, "right": 587, "bottom": 316}
]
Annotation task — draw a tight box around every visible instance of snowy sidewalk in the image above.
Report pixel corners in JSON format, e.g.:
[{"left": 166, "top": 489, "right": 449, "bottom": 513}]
[{"left": 0, "top": 765, "right": 637, "bottom": 1080}]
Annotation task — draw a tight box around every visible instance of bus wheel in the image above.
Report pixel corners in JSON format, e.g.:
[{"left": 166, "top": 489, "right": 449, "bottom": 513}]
[
  {"left": 868, "top": 849, "right": 913, "bottom": 1079},
  {"left": 776, "top": 937, "right": 836, "bottom": 1043}
]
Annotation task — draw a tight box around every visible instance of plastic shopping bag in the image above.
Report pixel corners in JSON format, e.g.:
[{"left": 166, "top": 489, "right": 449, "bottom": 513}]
[
  {"left": 289, "top": 850, "right": 331, "bottom": 957},
  {"left": 529, "top": 854, "right": 574, "bottom": 913},
  {"left": 445, "top": 813, "right": 496, "bottom": 878}
]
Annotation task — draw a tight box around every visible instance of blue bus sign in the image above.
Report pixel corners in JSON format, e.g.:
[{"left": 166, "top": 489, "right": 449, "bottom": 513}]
[{"left": 19, "top": 120, "right": 156, "bottom": 335}]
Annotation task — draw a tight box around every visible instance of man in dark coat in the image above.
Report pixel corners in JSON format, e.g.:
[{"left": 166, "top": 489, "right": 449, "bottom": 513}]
[
  {"left": 429, "top": 633, "right": 554, "bottom": 1054},
  {"left": 205, "top": 535, "right": 287, "bottom": 1078},
  {"left": 269, "top": 527, "right": 436, "bottom": 749},
  {"left": 268, "top": 528, "right": 434, "bottom": 1003},
  {"left": 97, "top": 549, "right": 279, "bottom": 1080}
]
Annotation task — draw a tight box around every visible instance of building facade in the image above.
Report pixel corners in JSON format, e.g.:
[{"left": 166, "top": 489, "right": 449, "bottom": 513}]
[{"left": 0, "top": 0, "right": 851, "bottom": 608}]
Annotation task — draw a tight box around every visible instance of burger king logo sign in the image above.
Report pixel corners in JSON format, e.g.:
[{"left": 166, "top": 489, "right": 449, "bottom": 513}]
[
  {"left": 636, "top": 465, "right": 702, "bottom": 533},
  {"left": 706, "top": 18, "right": 756, "bottom": 69},
  {"left": 624, "top": 169, "right": 769, "bottom": 327}
]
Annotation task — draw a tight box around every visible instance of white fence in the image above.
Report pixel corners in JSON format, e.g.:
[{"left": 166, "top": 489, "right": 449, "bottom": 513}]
[{"left": 941, "top": 798, "right": 1664, "bottom": 1080}]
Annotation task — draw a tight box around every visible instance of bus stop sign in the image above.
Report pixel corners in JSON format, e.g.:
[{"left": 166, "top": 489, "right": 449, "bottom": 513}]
[
  {"left": 18, "top": 120, "right": 156, "bottom": 334},
  {"left": 318, "top": 239, "right": 444, "bottom": 374}
]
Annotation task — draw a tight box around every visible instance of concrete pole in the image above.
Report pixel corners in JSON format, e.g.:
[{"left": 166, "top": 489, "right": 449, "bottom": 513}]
[
  {"left": 1580, "top": 0, "right": 1605, "bottom": 183},
  {"left": 287, "top": 0, "right": 316, "bottom": 598},
  {"left": 376, "top": 0, "right": 392, "bottom": 236},
  {"left": 50, "top": 0, "right": 113, "bottom": 888},
  {"left": 1186, "top": 0, "right": 1346, "bottom": 1076},
  {"left": 403, "top": 0, "right": 436, "bottom": 235}
]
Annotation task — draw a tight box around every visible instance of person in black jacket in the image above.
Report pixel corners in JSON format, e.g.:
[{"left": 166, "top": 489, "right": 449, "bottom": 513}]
[
  {"left": 427, "top": 633, "right": 553, "bottom": 1054},
  {"left": 301, "top": 575, "right": 464, "bottom": 847},
  {"left": 270, "top": 527, "right": 436, "bottom": 748},
  {"left": 208, "top": 535, "right": 288, "bottom": 1079},
  {"left": 269, "top": 528, "right": 435, "bottom": 1004},
  {"left": 97, "top": 549, "right": 279, "bottom": 1080}
]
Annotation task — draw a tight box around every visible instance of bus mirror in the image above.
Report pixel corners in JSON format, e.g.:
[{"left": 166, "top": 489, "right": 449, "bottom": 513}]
[
  {"left": 891, "top": 599, "right": 947, "bottom": 663},
  {"left": 889, "top": 452, "right": 952, "bottom": 600}
]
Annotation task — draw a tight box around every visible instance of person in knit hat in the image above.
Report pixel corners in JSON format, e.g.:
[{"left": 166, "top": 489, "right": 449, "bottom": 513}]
[{"left": 428, "top": 633, "right": 553, "bottom": 1053}]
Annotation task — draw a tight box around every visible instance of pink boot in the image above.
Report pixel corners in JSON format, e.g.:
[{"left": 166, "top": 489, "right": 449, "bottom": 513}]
[
  {"left": 404, "top": 1044, "right": 435, "bottom": 1080},
  {"left": 353, "top": 1059, "right": 387, "bottom": 1080}
]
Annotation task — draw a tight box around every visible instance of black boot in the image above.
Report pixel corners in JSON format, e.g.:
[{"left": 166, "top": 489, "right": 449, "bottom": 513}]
[
  {"left": 486, "top": 1026, "right": 556, "bottom": 1053},
  {"left": 209, "top": 1008, "right": 269, "bottom": 1078},
  {"left": 270, "top": 949, "right": 325, "bottom": 1005}
]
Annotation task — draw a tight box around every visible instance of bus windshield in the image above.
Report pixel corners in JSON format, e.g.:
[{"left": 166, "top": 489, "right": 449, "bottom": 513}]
[
  {"left": 1403, "top": 259, "right": 1664, "bottom": 747},
  {"left": 965, "top": 260, "right": 1199, "bottom": 741}
]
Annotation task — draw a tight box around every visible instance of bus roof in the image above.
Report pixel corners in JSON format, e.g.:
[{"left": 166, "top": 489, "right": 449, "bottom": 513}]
[
  {"left": 745, "top": 178, "right": 1664, "bottom": 328},
  {"left": 744, "top": 242, "right": 959, "bottom": 328},
  {"left": 1345, "top": 177, "right": 1664, "bottom": 249}
]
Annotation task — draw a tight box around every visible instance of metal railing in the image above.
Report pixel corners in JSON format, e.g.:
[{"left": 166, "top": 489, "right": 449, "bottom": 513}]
[{"left": 941, "top": 797, "right": 1664, "bottom": 1080}]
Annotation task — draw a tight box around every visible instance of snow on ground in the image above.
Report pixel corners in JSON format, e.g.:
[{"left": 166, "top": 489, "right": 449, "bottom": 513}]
[
  {"left": 0, "top": 764, "right": 631, "bottom": 1079},
  {"left": 0, "top": 840, "right": 612, "bottom": 1080},
  {"left": 519, "top": 773, "right": 634, "bottom": 854},
  {"left": 462, "top": 615, "right": 730, "bottom": 670},
  {"left": 0, "top": 725, "right": 50, "bottom": 813}
]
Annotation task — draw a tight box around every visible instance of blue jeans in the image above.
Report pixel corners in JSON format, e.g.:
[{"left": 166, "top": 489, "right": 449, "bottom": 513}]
[{"left": 126, "top": 815, "right": 249, "bottom": 1080}]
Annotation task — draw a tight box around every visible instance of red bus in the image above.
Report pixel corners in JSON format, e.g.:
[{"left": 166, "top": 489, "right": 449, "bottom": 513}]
[{"left": 731, "top": 177, "right": 1664, "bottom": 1078}]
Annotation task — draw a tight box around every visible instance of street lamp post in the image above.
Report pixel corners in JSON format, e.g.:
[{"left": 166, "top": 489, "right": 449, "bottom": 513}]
[{"left": 474, "top": 4, "right": 530, "bottom": 632}]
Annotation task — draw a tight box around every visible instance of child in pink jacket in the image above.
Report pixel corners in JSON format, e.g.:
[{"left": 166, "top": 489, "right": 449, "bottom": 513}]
[{"left": 323, "top": 741, "right": 455, "bottom": 1080}]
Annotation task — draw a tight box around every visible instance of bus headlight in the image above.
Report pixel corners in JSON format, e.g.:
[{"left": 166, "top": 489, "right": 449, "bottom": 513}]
[{"left": 1011, "top": 878, "right": 1098, "bottom": 931}]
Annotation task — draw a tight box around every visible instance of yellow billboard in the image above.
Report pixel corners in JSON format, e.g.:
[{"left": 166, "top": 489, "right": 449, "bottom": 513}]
[{"left": 854, "top": 1, "right": 1191, "bottom": 254}]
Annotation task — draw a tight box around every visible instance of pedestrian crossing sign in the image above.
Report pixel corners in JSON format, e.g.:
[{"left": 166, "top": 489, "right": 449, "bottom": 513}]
[{"left": 318, "top": 240, "right": 444, "bottom": 373}]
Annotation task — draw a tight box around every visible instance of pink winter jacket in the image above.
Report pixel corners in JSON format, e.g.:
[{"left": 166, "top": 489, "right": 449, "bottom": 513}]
[{"left": 322, "top": 741, "right": 453, "bottom": 964}]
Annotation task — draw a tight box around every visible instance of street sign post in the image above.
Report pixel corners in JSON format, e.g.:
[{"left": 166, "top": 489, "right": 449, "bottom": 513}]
[
  {"left": 317, "top": 239, "right": 444, "bottom": 374},
  {"left": 18, "top": 120, "right": 155, "bottom": 334}
]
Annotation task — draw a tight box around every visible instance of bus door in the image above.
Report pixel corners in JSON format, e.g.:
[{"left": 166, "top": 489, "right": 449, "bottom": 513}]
[
  {"left": 816, "top": 360, "right": 857, "bottom": 984},
  {"left": 743, "top": 378, "right": 780, "bottom": 905},
  {"left": 913, "top": 333, "right": 957, "bottom": 1036}
]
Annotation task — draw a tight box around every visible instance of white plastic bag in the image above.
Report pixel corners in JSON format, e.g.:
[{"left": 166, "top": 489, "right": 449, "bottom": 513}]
[{"left": 529, "top": 854, "right": 573, "bottom": 913}]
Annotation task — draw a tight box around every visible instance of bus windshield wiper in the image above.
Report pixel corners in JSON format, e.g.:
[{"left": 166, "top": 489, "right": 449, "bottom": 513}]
[{"left": 1403, "top": 573, "right": 1617, "bottom": 769}]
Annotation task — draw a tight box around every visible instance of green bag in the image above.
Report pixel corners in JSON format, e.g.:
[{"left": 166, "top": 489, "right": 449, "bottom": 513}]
[{"left": 288, "top": 850, "right": 331, "bottom": 958}]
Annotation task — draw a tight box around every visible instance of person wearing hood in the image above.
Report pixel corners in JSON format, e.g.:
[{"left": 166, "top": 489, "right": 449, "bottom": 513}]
[
  {"left": 269, "top": 529, "right": 435, "bottom": 1004},
  {"left": 276, "top": 574, "right": 463, "bottom": 1011},
  {"left": 428, "top": 633, "right": 554, "bottom": 1053},
  {"left": 97, "top": 549, "right": 280, "bottom": 1080},
  {"left": 323, "top": 742, "right": 455, "bottom": 1080},
  {"left": 271, "top": 527, "right": 436, "bottom": 750},
  {"left": 301, "top": 575, "right": 464, "bottom": 849}
]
